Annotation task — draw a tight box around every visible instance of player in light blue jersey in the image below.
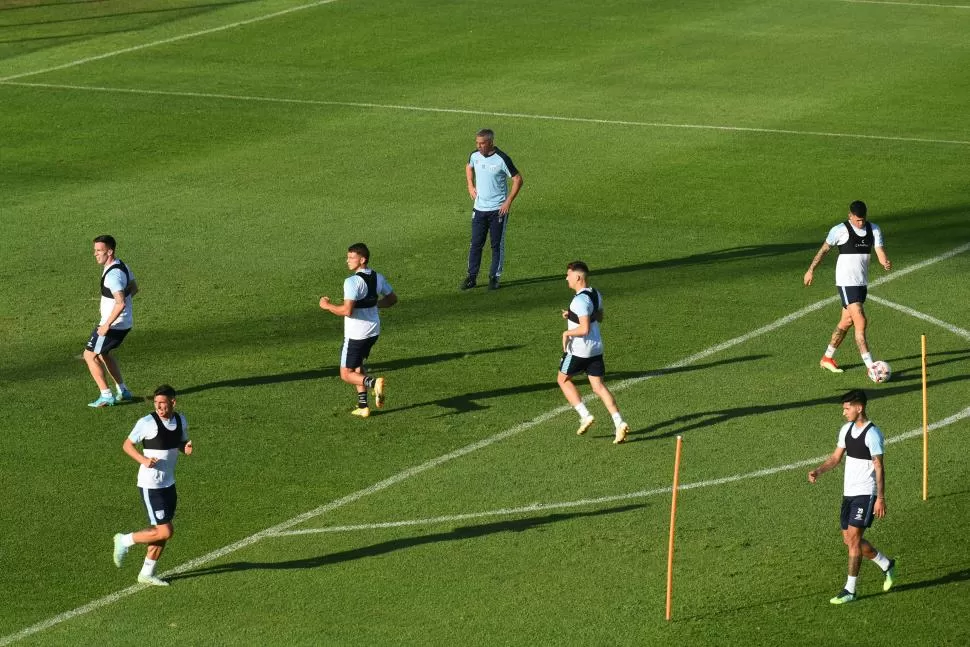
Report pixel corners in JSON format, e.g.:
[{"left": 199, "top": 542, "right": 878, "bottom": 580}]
[{"left": 461, "top": 129, "right": 523, "bottom": 291}]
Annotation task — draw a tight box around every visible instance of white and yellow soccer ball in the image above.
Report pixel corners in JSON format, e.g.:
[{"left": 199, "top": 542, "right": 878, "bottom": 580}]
[{"left": 867, "top": 360, "right": 892, "bottom": 384}]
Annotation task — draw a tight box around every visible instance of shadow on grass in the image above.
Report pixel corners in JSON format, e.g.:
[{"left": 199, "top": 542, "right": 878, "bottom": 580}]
[
  {"left": 169, "top": 504, "right": 646, "bottom": 581},
  {"left": 627, "top": 349, "right": 970, "bottom": 442},
  {"left": 884, "top": 565, "right": 970, "bottom": 594},
  {"left": 501, "top": 243, "right": 816, "bottom": 289},
  {"left": 2, "top": 0, "right": 256, "bottom": 26},
  {"left": 378, "top": 354, "right": 770, "bottom": 417},
  {"left": 178, "top": 345, "right": 524, "bottom": 395}
]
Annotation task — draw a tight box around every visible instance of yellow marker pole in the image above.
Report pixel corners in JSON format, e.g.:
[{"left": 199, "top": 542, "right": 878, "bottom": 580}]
[
  {"left": 922, "top": 334, "right": 929, "bottom": 501},
  {"left": 665, "top": 435, "right": 683, "bottom": 621}
]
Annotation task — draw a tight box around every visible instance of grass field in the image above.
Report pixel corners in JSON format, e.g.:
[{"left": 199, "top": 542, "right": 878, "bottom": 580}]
[{"left": 2, "top": 0, "right": 969, "bottom": 644}]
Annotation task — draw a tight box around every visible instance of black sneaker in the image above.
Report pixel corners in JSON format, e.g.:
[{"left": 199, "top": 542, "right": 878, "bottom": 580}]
[
  {"left": 488, "top": 276, "right": 500, "bottom": 290},
  {"left": 459, "top": 276, "right": 477, "bottom": 290}
]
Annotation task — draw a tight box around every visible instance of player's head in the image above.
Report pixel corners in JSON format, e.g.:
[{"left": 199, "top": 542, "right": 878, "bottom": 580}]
[
  {"left": 841, "top": 389, "right": 867, "bottom": 421},
  {"left": 92, "top": 235, "right": 117, "bottom": 266},
  {"left": 566, "top": 261, "right": 590, "bottom": 289},
  {"left": 347, "top": 243, "right": 370, "bottom": 271},
  {"left": 153, "top": 384, "right": 177, "bottom": 417},
  {"left": 475, "top": 128, "right": 495, "bottom": 154},
  {"left": 848, "top": 200, "right": 868, "bottom": 221}
]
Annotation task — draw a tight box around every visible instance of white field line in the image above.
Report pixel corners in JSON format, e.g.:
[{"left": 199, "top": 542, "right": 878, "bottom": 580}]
[
  {"left": 837, "top": 0, "right": 970, "bottom": 8},
  {"left": 0, "top": 0, "right": 340, "bottom": 83},
  {"left": 2, "top": 81, "right": 970, "bottom": 148},
  {"left": 868, "top": 296, "right": 970, "bottom": 340},
  {"left": 275, "top": 404, "right": 970, "bottom": 537},
  {"left": 1, "top": 242, "right": 967, "bottom": 646}
]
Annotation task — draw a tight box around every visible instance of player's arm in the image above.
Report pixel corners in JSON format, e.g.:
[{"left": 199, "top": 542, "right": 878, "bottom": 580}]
[
  {"left": 808, "top": 447, "right": 845, "bottom": 483},
  {"left": 378, "top": 291, "right": 397, "bottom": 308},
  {"left": 874, "top": 246, "right": 892, "bottom": 272},
  {"left": 803, "top": 242, "right": 832, "bottom": 286},
  {"left": 319, "top": 297, "right": 354, "bottom": 317},
  {"left": 562, "top": 314, "right": 590, "bottom": 351},
  {"left": 872, "top": 454, "right": 886, "bottom": 517},
  {"left": 97, "top": 290, "right": 128, "bottom": 335},
  {"left": 499, "top": 174, "right": 523, "bottom": 216},
  {"left": 466, "top": 164, "right": 477, "bottom": 200},
  {"left": 127, "top": 279, "right": 139, "bottom": 297},
  {"left": 123, "top": 437, "right": 157, "bottom": 468}
]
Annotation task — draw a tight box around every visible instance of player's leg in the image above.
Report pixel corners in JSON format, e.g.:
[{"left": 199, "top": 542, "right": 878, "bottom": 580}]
[
  {"left": 487, "top": 211, "right": 508, "bottom": 289},
  {"left": 847, "top": 299, "right": 873, "bottom": 367},
  {"left": 100, "top": 352, "right": 132, "bottom": 401},
  {"left": 861, "top": 537, "right": 895, "bottom": 590},
  {"left": 558, "top": 355, "right": 594, "bottom": 435},
  {"left": 820, "top": 297, "right": 852, "bottom": 373},
  {"left": 463, "top": 210, "right": 489, "bottom": 289},
  {"left": 115, "top": 488, "right": 176, "bottom": 585},
  {"left": 586, "top": 357, "right": 629, "bottom": 444}
]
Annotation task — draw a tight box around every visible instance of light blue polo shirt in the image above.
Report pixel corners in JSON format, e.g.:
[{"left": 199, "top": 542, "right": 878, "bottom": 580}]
[{"left": 468, "top": 147, "right": 519, "bottom": 211}]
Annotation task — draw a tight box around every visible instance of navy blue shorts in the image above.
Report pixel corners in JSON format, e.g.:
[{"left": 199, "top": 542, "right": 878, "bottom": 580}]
[
  {"left": 341, "top": 336, "right": 379, "bottom": 369},
  {"left": 559, "top": 353, "right": 605, "bottom": 377},
  {"left": 840, "top": 494, "right": 875, "bottom": 530},
  {"left": 84, "top": 326, "right": 130, "bottom": 355},
  {"left": 140, "top": 485, "right": 178, "bottom": 526},
  {"left": 838, "top": 286, "right": 867, "bottom": 308}
]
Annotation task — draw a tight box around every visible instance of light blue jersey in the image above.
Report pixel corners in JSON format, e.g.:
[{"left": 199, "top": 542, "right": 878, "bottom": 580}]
[{"left": 468, "top": 147, "right": 519, "bottom": 211}]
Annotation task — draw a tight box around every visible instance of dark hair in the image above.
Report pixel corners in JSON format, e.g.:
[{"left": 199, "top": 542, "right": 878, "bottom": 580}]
[
  {"left": 93, "top": 235, "right": 117, "bottom": 250},
  {"left": 842, "top": 389, "right": 867, "bottom": 406},
  {"left": 154, "top": 384, "right": 177, "bottom": 399},
  {"left": 567, "top": 260, "right": 590, "bottom": 275},
  {"left": 348, "top": 243, "right": 370, "bottom": 263},
  {"left": 476, "top": 128, "right": 495, "bottom": 141},
  {"left": 849, "top": 201, "right": 867, "bottom": 219}
]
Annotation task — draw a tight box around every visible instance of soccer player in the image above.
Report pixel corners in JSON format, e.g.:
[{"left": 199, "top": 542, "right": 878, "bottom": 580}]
[
  {"left": 112, "top": 385, "right": 193, "bottom": 587},
  {"left": 84, "top": 234, "right": 138, "bottom": 407},
  {"left": 808, "top": 389, "right": 896, "bottom": 604},
  {"left": 557, "top": 261, "right": 630, "bottom": 444},
  {"left": 461, "top": 128, "right": 524, "bottom": 291},
  {"left": 803, "top": 200, "right": 891, "bottom": 374},
  {"left": 320, "top": 243, "right": 397, "bottom": 417}
]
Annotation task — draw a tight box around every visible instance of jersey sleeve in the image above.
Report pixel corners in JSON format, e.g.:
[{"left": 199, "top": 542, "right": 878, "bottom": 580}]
[
  {"left": 128, "top": 416, "right": 155, "bottom": 444},
  {"left": 343, "top": 276, "right": 366, "bottom": 301},
  {"left": 571, "top": 294, "right": 594, "bottom": 317},
  {"left": 179, "top": 414, "right": 190, "bottom": 442},
  {"left": 496, "top": 149, "right": 519, "bottom": 177},
  {"left": 871, "top": 224, "right": 885, "bottom": 248},
  {"left": 825, "top": 224, "right": 847, "bottom": 247},
  {"left": 866, "top": 425, "right": 885, "bottom": 456},
  {"left": 836, "top": 423, "right": 849, "bottom": 449},
  {"left": 103, "top": 266, "right": 128, "bottom": 294},
  {"left": 377, "top": 274, "right": 394, "bottom": 296}
]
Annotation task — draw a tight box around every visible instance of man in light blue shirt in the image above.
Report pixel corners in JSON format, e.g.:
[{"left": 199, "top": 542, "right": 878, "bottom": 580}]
[{"left": 461, "top": 128, "right": 523, "bottom": 291}]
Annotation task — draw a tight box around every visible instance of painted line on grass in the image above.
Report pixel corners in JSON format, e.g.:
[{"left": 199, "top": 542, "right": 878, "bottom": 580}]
[
  {"left": 273, "top": 404, "right": 970, "bottom": 537},
  {"left": 2, "top": 241, "right": 967, "bottom": 646},
  {"left": 837, "top": 0, "right": 970, "bottom": 9},
  {"left": 2, "top": 80, "right": 970, "bottom": 148},
  {"left": 868, "top": 296, "right": 970, "bottom": 340},
  {"left": 0, "top": 0, "right": 340, "bottom": 82}
]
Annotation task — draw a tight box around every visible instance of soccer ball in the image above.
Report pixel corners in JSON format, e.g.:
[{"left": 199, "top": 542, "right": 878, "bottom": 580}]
[{"left": 867, "top": 360, "right": 892, "bottom": 384}]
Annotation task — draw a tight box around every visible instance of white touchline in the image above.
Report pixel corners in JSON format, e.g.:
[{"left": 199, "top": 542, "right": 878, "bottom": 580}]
[
  {"left": 0, "top": 0, "right": 341, "bottom": 83},
  {"left": 274, "top": 404, "right": 970, "bottom": 537},
  {"left": 868, "top": 296, "right": 970, "bottom": 341},
  {"left": 1, "top": 81, "right": 970, "bottom": 148},
  {"left": 2, "top": 241, "right": 968, "bottom": 646},
  {"left": 836, "top": 0, "right": 970, "bottom": 9}
]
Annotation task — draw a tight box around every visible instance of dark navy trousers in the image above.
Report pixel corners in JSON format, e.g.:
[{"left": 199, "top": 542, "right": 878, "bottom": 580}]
[{"left": 467, "top": 209, "right": 508, "bottom": 278}]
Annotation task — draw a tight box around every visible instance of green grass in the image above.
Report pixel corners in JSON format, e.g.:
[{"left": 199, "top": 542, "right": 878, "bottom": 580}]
[{"left": 2, "top": 0, "right": 969, "bottom": 644}]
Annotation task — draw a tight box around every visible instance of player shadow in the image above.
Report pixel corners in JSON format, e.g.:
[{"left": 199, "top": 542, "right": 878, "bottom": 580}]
[
  {"left": 0, "top": 28, "right": 133, "bottom": 43},
  {"left": 2, "top": 0, "right": 256, "bottom": 27},
  {"left": 817, "top": 348, "right": 970, "bottom": 384},
  {"left": 875, "top": 565, "right": 970, "bottom": 595},
  {"left": 378, "top": 354, "right": 770, "bottom": 417},
  {"left": 168, "top": 504, "right": 646, "bottom": 581},
  {"left": 500, "top": 243, "right": 816, "bottom": 288},
  {"left": 628, "top": 363, "right": 970, "bottom": 442},
  {"left": 178, "top": 345, "right": 524, "bottom": 395}
]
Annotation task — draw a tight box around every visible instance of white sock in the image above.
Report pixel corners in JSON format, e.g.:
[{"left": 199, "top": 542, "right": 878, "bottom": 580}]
[
  {"left": 575, "top": 403, "right": 591, "bottom": 420},
  {"left": 122, "top": 533, "right": 136, "bottom": 547},
  {"left": 140, "top": 558, "right": 157, "bottom": 577},
  {"left": 872, "top": 552, "right": 891, "bottom": 570},
  {"left": 825, "top": 345, "right": 837, "bottom": 358},
  {"left": 611, "top": 412, "right": 624, "bottom": 427},
  {"left": 861, "top": 352, "right": 873, "bottom": 368},
  {"left": 845, "top": 575, "right": 858, "bottom": 594},
  {"left": 100, "top": 389, "right": 113, "bottom": 398}
]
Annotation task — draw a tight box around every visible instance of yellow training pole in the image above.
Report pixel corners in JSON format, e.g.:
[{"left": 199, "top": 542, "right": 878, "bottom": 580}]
[
  {"left": 665, "top": 435, "right": 683, "bottom": 621},
  {"left": 922, "top": 334, "right": 929, "bottom": 501}
]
